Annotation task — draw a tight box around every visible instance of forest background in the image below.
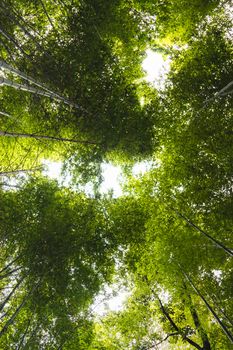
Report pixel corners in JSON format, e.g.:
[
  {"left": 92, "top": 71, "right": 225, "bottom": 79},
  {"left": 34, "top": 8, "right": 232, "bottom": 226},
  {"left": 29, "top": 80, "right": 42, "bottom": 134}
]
[{"left": 0, "top": 0, "right": 233, "bottom": 349}]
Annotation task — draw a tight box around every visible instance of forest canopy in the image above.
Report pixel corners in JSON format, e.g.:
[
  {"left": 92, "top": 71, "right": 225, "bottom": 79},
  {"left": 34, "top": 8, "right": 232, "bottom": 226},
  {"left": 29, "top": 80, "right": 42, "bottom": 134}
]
[{"left": 0, "top": 0, "right": 232, "bottom": 349}]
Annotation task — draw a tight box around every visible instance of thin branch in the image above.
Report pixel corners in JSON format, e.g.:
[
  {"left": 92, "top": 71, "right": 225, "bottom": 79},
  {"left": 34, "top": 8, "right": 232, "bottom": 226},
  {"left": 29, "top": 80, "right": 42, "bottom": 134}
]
[{"left": 153, "top": 332, "right": 179, "bottom": 348}]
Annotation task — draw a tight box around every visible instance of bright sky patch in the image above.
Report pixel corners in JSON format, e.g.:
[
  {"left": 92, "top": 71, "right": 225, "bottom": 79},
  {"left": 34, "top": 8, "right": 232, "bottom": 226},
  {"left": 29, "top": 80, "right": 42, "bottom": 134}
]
[{"left": 142, "top": 49, "right": 170, "bottom": 89}]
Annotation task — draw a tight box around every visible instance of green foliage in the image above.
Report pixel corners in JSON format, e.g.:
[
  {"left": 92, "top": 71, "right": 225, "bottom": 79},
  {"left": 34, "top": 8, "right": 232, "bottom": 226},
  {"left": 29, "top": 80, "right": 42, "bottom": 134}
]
[{"left": 0, "top": 0, "right": 233, "bottom": 348}]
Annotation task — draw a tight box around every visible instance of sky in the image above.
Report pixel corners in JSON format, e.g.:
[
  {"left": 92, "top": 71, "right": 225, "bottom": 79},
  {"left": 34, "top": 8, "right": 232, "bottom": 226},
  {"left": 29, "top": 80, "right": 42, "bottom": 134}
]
[{"left": 142, "top": 49, "right": 170, "bottom": 89}]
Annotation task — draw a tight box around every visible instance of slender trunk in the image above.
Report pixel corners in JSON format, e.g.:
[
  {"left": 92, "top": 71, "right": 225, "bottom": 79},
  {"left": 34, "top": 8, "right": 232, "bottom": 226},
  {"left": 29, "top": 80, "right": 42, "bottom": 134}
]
[
  {"left": 0, "top": 182, "right": 22, "bottom": 188},
  {"left": 0, "top": 6, "right": 52, "bottom": 60},
  {"left": 0, "top": 38, "right": 16, "bottom": 63},
  {"left": 1, "top": 0, "right": 45, "bottom": 40},
  {"left": 0, "top": 61, "right": 88, "bottom": 112},
  {"left": 174, "top": 210, "right": 233, "bottom": 257},
  {"left": 0, "top": 110, "right": 21, "bottom": 124},
  {"left": 0, "top": 111, "right": 11, "bottom": 117},
  {"left": 0, "top": 6, "right": 37, "bottom": 41},
  {"left": 180, "top": 267, "right": 233, "bottom": 344},
  {"left": 0, "top": 309, "right": 10, "bottom": 321},
  {"left": 0, "top": 276, "right": 24, "bottom": 312},
  {"left": 208, "top": 293, "right": 233, "bottom": 327},
  {"left": 0, "top": 27, "right": 30, "bottom": 57},
  {"left": 157, "top": 296, "right": 202, "bottom": 350},
  {"left": 0, "top": 267, "right": 22, "bottom": 280},
  {"left": 0, "top": 256, "right": 20, "bottom": 275},
  {"left": 188, "top": 295, "right": 211, "bottom": 350},
  {"left": 154, "top": 332, "right": 179, "bottom": 347},
  {"left": 204, "top": 81, "right": 233, "bottom": 105},
  {"left": 0, "top": 280, "right": 40, "bottom": 337},
  {"left": 38, "top": 0, "right": 56, "bottom": 30},
  {"left": 0, "top": 130, "right": 99, "bottom": 145},
  {"left": 17, "top": 317, "right": 31, "bottom": 350},
  {"left": 0, "top": 76, "right": 64, "bottom": 100},
  {"left": 24, "top": 323, "right": 40, "bottom": 349},
  {"left": 217, "top": 81, "right": 233, "bottom": 96},
  {"left": 0, "top": 167, "right": 42, "bottom": 176},
  {"left": 0, "top": 60, "right": 60, "bottom": 98}
]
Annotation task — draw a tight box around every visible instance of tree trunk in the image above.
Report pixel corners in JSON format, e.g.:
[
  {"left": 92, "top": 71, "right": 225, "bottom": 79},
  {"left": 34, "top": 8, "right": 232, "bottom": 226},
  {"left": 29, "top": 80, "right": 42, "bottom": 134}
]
[
  {"left": 174, "top": 210, "right": 233, "bottom": 257},
  {"left": 0, "top": 276, "right": 24, "bottom": 312},
  {"left": 0, "top": 61, "right": 88, "bottom": 112},
  {"left": 0, "top": 27, "right": 30, "bottom": 57},
  {"left": 0, "top": 279, "right": 40, "bottom": 337},
  {"left": 157, "top": 296, "right": 203, "bottom": 350},
  {"left": 188, "top": 294, "right": 211, "bottom": 350},
  {"left": 0, "top": 267, "right": 21, "bottom": 280},
  {"left": 0, "top": 256, "right": 20, "bottom": 275},
  {"left": 180, "top": 267, "right": 233, "bottom": 344},
  {"left": 17, "top": 317, "right": 31, "bottom": 350},
  {"left": 0, "top": 130, "right": 98, "bottom": 145},
  {"left": 0, "top": 167, "right": 42, "bottom": 176}
]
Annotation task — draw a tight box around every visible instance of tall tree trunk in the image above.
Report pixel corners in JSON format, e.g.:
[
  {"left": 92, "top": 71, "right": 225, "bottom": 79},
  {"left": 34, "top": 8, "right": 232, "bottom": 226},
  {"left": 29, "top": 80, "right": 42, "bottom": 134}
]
[
  {"left": 0, "top": 76, "right": 65, "bottom": 100},
  {"left": 0, "top": 130, "right": 99, "bottom": 145},
  {"left": 0, "top": 111, "right": 11, "bottom": 117},
  {"left": 38, "top": 0, "right": 56, "bottom": 30},
  {"left": 0, "top": 267, "right": 21, "bottom": 280},
  {"left": 0, "top": 61, "right": 88, "bottom": 112},
  {"left": 180, "top": 267, "right": 233, "bottom": 344},
  {"left": 204, "top": 81, "right": 233, "bottom": 105},
  {"left": 0, "top": 27, "right": 30, "bottom": 57},
  {"left": 0, "top": 276, "right": 24, "bottom": 312},
  {"left": 0, "top": 167, "right": 42, "bottom": 176},
  {"left": 157, "top": 296, "right": 203, "bottom": 350},
  {"left": 0, "top": 256, "right": 20, "bottom": 275},
  {"left": 0, "top": 279, "right": 40, "bottom": 337},
  {"left": 187, "top": 293, "right": 211, "bottom": 350},
  {"left": 1, "top": 0, "right": 45, "bottom": 40},
  {"left": 17, "top": 317, "right": 31, "bottom": 350},
  {"left": 174, "top": 210, "right": 233, "bottom": 257}
]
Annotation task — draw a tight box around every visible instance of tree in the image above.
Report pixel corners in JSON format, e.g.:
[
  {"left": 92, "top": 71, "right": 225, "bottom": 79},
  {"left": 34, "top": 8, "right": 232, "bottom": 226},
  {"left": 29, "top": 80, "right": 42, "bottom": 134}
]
[{"left": 0, "top": 177, "right": 117, "bottom": 348}]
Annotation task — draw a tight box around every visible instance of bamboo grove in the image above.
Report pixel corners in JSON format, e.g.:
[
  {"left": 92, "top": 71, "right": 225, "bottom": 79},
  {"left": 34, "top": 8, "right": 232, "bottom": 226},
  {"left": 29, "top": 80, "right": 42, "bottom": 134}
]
[{"left": 0, "top": 0, "right": 232, "bottom": 349}]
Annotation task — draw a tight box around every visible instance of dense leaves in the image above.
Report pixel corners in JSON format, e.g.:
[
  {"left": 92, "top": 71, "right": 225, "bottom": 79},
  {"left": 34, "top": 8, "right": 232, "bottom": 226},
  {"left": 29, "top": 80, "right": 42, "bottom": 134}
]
[{"left": 0, "top": 0, "right": 232, "bottom": 349}]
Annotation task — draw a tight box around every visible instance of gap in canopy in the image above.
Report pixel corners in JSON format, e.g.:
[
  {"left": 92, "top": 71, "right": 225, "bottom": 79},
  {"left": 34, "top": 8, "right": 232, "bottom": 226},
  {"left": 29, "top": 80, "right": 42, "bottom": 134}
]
[{"left": 142, "top": 49, "right": 171, "bottom": 90}]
